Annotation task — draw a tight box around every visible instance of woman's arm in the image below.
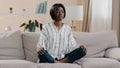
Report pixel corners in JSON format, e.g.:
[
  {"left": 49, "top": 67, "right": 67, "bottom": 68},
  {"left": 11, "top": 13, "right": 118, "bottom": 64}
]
[
  {"left": 68, "top": 26, "right": 87, "bottom": 53},
  {"left": 37, "top": 26, "right": 48, "bottom": 54}
]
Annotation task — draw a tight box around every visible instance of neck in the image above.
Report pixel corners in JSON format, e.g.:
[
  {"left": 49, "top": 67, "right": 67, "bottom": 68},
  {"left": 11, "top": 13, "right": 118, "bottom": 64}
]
[
  {"left": 54, "top": 20, "right": 63, "bottom": 30},
  {"left": 54, "top": 21, "right": 62, "bottom": 26}
]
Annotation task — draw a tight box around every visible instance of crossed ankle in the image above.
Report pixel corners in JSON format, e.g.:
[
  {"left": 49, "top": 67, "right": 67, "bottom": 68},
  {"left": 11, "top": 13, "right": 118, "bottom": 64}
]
[
  {"left": 57, "top": 58, "right": 69, "bottom": 63},
  {"left": 55, "top": 60, "right": 60, "bottom": 63}
]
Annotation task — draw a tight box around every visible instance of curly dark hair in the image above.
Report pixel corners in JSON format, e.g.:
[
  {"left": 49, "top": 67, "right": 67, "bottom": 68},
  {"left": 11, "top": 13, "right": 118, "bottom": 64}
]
[{"left": 50, "top": 3, "right": 66, "bottom": 20}]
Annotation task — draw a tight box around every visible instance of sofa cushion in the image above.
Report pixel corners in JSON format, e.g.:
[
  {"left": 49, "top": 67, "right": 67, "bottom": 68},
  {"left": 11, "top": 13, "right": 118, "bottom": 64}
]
[
  {"left": 37, "top": 63, "right": 81, "bottom": 68},
  {"left": 105, "top": 48, "right": 120, "bottom": 60},
  {"left": 0, "top": 60, "right": 36, "bottom": 68},
  {"left": 22, "top": 32, "right": 40, "bottom": 62},
  {"left": 74, "top": 58, "right": 120, "bottom": 68},
  {"left": 73, "top": 31, "right": 118, "bottom": 58},
  {"left": 0, "top": 30, "right": 25, "bottom": 59}
]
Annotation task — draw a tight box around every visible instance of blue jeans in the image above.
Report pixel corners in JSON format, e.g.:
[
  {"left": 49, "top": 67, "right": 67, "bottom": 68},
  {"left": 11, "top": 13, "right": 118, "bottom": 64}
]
[{"left": 38, "top": 47, "right": 86, "bottom": 63}]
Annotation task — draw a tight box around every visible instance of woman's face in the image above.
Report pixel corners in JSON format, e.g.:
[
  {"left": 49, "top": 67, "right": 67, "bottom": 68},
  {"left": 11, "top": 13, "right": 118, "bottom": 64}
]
[{"left": 55, "top": 7, "right": 65, "bottom": 21}]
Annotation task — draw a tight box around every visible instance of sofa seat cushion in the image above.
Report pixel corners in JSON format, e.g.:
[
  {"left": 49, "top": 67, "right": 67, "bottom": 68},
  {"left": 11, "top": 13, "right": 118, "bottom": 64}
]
[
  {"left": 0, "top": 60, "right": 37, "bottom": 68},
  {"left": 0, "top": 30, "right": 25, "bottom": 59},
  {"left": 105, "top": 48, "right": 120, "bottom": 61},
  {"left": 74, "top": 58, "right": 120, "bottom": 68},
  {"left": 37, "top": 63, "right": 81, "bottom": 68}
]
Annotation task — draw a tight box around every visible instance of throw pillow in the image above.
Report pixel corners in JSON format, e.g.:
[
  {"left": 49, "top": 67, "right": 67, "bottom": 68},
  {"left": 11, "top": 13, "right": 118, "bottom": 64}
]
[{"left": 0, "top": 30, "right": 25, "bottom": 59}]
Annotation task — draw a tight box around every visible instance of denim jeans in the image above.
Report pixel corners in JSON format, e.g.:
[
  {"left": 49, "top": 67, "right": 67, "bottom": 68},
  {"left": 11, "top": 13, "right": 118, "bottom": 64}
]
[
  {"left": 38, "top": 50, "right": 55, "bottom": 63},
  {"left": 38, "top": 47, "right": 86, "bottom": 63}
]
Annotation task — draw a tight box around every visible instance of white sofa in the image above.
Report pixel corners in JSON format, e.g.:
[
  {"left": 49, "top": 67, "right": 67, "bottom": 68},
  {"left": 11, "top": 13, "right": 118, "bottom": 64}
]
[{"left": 0, "top": 30, "right": 120, "bottom": 68}]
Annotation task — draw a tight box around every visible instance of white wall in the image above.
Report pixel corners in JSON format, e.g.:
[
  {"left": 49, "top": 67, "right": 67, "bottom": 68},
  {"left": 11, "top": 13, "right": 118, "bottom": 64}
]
[{"left": 0, "top": 0, "right": 77, "bottom": 32}]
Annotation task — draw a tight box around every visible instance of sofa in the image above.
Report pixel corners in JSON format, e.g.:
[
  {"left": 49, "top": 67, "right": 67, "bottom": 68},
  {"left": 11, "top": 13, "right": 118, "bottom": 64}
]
[{"left": 0, "top": 30, "right": 120, "bottom": 68}]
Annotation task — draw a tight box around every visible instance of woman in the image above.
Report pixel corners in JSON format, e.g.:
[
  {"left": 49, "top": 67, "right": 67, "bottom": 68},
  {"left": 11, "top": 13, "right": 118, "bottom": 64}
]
[{"left": 37, "top": 3, "right": 87, "bottom": 63}]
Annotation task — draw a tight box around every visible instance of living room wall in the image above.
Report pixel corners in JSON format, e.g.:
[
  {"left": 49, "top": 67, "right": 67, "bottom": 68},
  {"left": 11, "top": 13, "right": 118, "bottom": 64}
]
[{"left": 0, "top": 0, "right": 82, "bottom": 32}]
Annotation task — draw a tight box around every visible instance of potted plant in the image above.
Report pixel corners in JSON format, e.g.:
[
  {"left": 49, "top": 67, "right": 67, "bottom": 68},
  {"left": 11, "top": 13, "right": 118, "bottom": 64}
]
[{"left": 20, "top": 19, "right": 41, "bottom": 32}]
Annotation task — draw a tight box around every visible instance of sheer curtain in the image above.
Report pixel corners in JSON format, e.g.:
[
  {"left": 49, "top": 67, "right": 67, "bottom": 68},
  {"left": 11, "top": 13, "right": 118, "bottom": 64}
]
[
  {"left": 83, "top": 0, "right": 112, "bottom": 32},
  {"left": 89, "top": 0, "right": 112, "bottom": 32}
]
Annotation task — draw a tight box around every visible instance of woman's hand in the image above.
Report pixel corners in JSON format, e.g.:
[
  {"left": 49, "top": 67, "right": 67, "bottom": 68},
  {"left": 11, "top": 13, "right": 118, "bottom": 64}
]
[
  {"left": 37, "top": 47, "right": 45, "bottom": 55},
  {"left": 80, "top": 45, "right": 87, "bottom": 53}
]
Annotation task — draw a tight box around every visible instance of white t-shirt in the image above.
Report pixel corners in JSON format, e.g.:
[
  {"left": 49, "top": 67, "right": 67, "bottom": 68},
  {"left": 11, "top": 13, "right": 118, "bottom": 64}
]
[{"left": 37, "top": 22, "right": 79, "bottom": 59}]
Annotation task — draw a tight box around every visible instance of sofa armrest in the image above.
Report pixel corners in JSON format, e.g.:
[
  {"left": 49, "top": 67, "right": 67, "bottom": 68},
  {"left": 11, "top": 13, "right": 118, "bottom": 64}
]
[{"left": 105, "top": 48, "right": 120, "bottom": 61}]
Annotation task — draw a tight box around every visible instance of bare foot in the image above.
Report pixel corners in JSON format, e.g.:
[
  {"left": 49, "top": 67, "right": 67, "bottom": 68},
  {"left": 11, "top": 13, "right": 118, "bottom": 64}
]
[{"left": 55, "top": 61, "right": 60, "bottom": 63}]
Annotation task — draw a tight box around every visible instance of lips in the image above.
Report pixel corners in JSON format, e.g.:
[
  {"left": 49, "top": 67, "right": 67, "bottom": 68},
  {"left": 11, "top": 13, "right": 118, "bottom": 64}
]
[{"left": 56, "top": 16, "right": 63, "bottom": 21}]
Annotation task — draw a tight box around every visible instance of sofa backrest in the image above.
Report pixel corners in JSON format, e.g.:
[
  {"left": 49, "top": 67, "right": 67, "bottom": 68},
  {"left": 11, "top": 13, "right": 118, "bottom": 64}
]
[
  {"left": 22, "top": 30, "right": 118, "bottom": 62},
  {"left": 73, "top": 31, "right": 118, "bottom": 58}
]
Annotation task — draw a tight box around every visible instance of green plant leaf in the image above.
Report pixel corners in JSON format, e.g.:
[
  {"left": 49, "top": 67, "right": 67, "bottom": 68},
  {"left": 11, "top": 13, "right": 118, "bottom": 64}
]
[
  {"left": 29, "top": 20, "right": 32, "bottom": 25},
  {"left": 20, "top": 23, "right": 26, "bottom": 27},
  {"left": 35, "top": 20, "right": 39, "bottom": 27},
  {"left": 40, "top": 23, "right": 43, "bottom": 30},
  {"left": 25, "top": 24, "right": 28, "bottom": 30}
]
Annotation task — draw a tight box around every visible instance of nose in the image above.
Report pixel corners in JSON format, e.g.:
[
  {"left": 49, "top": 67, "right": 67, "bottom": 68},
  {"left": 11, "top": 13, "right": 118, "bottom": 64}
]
[{"left": 59, "top": 12, "right": 63, "bottom": 15}]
